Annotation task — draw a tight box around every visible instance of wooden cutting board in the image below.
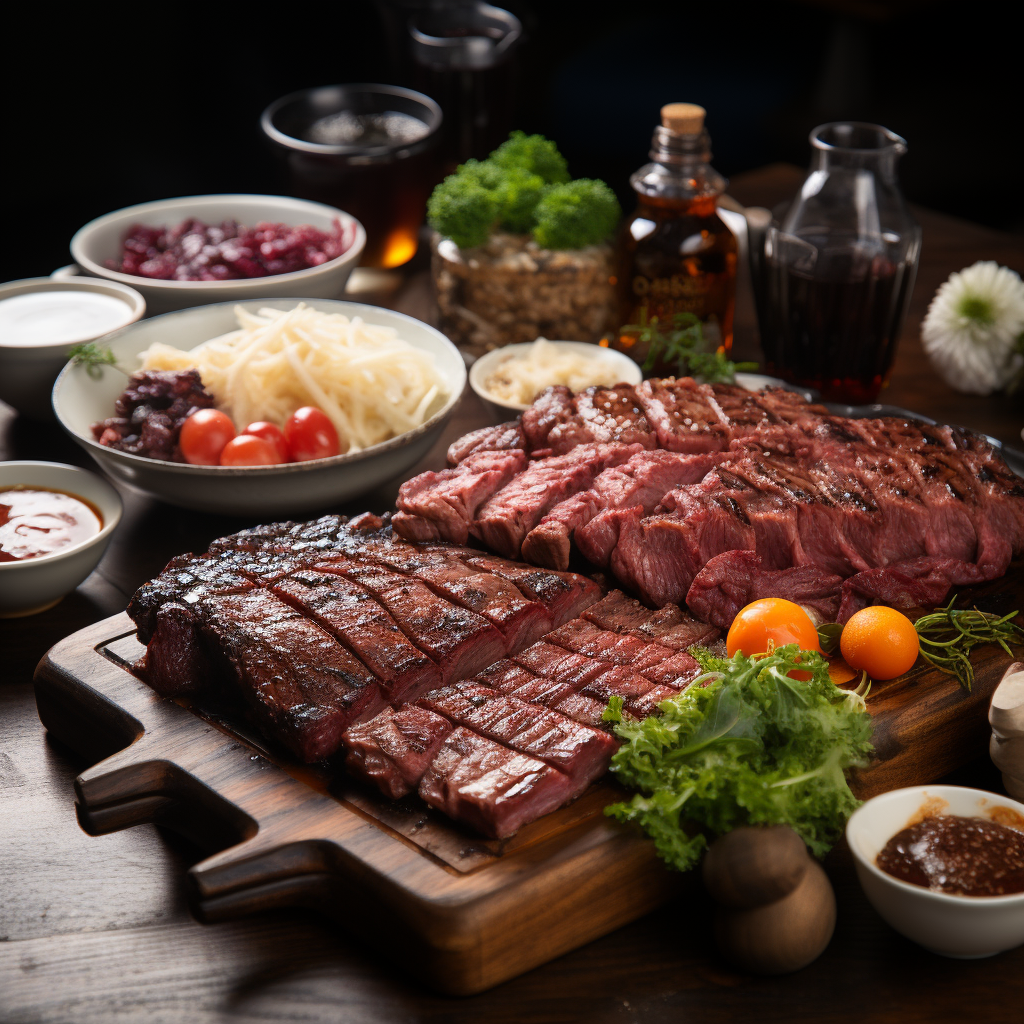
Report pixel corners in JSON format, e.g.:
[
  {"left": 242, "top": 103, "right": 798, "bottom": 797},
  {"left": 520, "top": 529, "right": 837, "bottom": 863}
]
[{"left": 33, "top": 575, "right": 1021, "bottom": 994}]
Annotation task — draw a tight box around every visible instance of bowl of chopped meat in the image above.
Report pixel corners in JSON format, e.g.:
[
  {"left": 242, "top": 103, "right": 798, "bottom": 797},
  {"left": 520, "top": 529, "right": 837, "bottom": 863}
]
[{"left": 69, "top": 194, "right": 366, "bottom": 316}]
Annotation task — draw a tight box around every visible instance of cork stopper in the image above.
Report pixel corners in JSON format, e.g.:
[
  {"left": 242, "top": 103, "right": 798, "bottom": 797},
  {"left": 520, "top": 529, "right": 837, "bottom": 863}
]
[{"left": 661, "top": 103, "right": 705, "bottom": 135}]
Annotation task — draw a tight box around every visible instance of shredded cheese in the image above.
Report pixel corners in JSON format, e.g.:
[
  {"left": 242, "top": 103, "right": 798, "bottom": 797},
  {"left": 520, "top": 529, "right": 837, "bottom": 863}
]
[{"left": 139, "top": 304, "right": 448, "bottom": 453}]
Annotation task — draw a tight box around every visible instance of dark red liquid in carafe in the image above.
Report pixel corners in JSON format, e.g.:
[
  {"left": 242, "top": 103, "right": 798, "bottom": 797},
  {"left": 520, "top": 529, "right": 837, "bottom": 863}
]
[{"left": 760, "top": 235, "right": 915, "bottom": 403}]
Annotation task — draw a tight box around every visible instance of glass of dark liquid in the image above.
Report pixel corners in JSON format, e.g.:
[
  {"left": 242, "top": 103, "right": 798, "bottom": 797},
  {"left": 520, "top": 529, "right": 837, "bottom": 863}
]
[
  {"left": 261, "top": 84, "right": 442, "bottom": 269},
  {"left": 759, "top": 123, "right": 921, "bottom": 403}
]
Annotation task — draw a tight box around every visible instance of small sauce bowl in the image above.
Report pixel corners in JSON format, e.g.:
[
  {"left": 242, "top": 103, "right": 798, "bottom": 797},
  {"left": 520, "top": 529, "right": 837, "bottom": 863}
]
[
  {"left": 0, "top": 462, "right": 123, "bottom": 617},
  {"left": 846, "top": 785, "right": 1024, "bottom": 958}
]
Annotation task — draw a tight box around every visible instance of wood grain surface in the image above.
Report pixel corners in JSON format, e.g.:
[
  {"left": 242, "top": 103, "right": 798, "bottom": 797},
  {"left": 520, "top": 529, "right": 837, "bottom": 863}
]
[{"left": 3, "top": 165, "right": 1024, "bottom": 1023}]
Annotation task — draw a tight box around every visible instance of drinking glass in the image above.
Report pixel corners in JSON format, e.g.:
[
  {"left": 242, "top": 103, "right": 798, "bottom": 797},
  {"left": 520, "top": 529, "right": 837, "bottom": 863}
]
[
  {"left": 759, "top": 122, "right": 921, "bottom": 403},
  {"left": 262, "top": 84, "right": 442, "bottom": 269}
]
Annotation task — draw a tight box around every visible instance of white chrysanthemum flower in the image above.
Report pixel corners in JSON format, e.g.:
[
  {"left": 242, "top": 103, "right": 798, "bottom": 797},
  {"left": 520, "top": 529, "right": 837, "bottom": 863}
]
[{"left": 921, "top": 261, "right": 1024, "bottom": 394}]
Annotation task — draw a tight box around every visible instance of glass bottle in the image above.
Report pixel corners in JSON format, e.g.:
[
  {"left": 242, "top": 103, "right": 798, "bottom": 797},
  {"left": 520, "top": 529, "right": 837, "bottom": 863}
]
[
  {"left": 760, "top": 122, "right": 921, "bottom": 403},
  {"left": 616, "top": 103, "right": 738, "bottom": 367}
]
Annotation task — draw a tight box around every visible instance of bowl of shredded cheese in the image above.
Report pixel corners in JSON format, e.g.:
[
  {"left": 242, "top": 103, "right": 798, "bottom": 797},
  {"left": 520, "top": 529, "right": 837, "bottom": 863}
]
[
  {"left": 52, "top": 299, "right": 465, "bottom": 515},
  {"left": 469, "top": 338, "right": 642, "bottom": 414}
]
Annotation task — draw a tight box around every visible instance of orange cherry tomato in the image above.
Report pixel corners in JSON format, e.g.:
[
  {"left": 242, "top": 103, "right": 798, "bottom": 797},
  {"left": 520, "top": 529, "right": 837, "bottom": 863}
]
[
  {"left": 242, "top": 421, "right": 289, "bottom": 462},
  {"left": 219, "top": 434, "right": 283, "bottom": 467},
  {"left": 179, "top": 409, "right": 236, "bottom": 465},
  {"left": 284, "top": 406, "right": 343, "bottom": 462},
  {"left": 726, "top": 598, "right": 821, "bottom": 658},
  {"left": 839, "top": 606, "right": 919, "bottom": 680}
]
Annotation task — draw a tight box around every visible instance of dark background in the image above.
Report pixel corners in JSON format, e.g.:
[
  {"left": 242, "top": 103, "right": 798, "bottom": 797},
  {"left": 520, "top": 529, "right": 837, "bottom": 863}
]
[{"left": 3, "top": 0, "right": 1019, "bottom": 284}]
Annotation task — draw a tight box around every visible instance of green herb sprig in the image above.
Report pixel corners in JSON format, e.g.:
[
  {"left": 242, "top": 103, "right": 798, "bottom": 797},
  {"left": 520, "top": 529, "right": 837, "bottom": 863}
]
[
  {"left": 619, "top": 310, "right": 757, "bottom": 383},
  {"left": 914, "top": 596, "right": 1024, "bottom": 692},
  {"left": 67, "top": 342, "right": 126, "bottom": 379}
]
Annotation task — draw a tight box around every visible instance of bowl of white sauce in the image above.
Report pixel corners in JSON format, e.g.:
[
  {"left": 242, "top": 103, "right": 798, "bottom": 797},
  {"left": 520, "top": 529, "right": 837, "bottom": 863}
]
[{"left": 0, "top": 277, "right": 145, "bottom": 419}]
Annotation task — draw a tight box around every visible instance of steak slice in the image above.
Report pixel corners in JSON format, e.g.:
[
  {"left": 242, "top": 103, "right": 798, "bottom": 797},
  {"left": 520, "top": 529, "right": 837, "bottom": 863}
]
[
  {"left": 463, "top": 553, "right": 603, "bottom": 625},
  {"left": 447, "top": 421, "right": 527, "bottom": 465},
  {"left": 395, "top": 449, "right": 529, "bottom": 545},
  {"left": 348, "top": 544, "right": 553, "bottom": 651},
  {"left": 520, "top": 385, "right": 575, "bottom": 452},
  {"left": 545, "top": 384, "right": 658, "bottom": 454},
  {"left": 343, "top": 705, "right": 453, "bottom": 798},
  {"left": 479, "top": 658, "right": 580, "bottom": 707},
  {"left": 581, "top": 591, "right": 720, "bottom": 650},
  {"left": 134, "top": 601, "right": 217, "bottom": 697},
  {"left": 686, "top": 550, "right": 844, "bottom": 629},
  {"left": 271, "top": 569, "right": 440, "bottom": 705},
  {"left": 197, "top": 590, "right": 385, "bottom": 762},
  {"left": 128, "top": 552, "right": 253, "bottom": 643},
  {"left": 473, "top": 443, "right": 643, "bottom": 559},
  {"left": 522, "top": 449, "right": 720, "bottom": 570},
  {"left": 418, "top": 727, "right": 574, "bottom": 839},
  {"left": 417, "top": 682, "right": 617, "bottom": 796},
  {"left": 314, "top": 561, "right": 506, "bottom": 684},
  {"left": 635, "top": 378, "right": 732, "bottom": 452}
]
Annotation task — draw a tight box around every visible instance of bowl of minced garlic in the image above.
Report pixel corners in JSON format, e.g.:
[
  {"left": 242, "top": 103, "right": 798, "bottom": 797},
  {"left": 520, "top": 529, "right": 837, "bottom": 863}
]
[{"left": 469, "top": 337, "right": 642, "bottom": 413}]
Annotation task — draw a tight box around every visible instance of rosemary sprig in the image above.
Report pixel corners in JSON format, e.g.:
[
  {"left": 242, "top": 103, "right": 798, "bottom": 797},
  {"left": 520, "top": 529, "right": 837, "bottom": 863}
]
[
  {"left": 914, "top": 596, "right": 1024, "bottom": 692},
  {"left": 67, "top": 342, "right": 126, "bottom": 380},
  {"left": 618, "top": 310, "right": 757, "bottom": 383}
]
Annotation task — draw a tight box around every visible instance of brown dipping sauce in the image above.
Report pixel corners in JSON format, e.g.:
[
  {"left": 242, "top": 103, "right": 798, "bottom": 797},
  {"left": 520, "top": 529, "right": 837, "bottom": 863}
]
[
  {"left": 0, "top": 488, "right": 103, "bottom": 562},
  {"left": 877, "top": 814, "right": 1024, "bottom": 897}
]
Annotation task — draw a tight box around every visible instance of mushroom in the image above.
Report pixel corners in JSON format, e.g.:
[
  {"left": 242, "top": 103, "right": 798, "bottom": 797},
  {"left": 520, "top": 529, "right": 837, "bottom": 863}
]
[{"left": 703, "top": 825, "right": 836, "bottom": 975}]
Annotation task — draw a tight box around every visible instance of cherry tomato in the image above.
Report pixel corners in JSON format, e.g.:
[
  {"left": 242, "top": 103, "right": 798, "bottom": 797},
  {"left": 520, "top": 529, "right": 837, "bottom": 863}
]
[
  {"left": 284, "top": 406, "right": 343, "bottom": 462},
  {"left": 840, "top": 606, "right": 919, "bottom": 680},
  {"left": 726, "top": 598, "right": 821, "bottom": 658},
  {"left": 219, "top": 434, "right": 284, "bottom": 467},
  {"left": 242, "top": 421, "right": 289, "bottom": 462},
  {"left": 179, "top": 409, "right": 236, "bottom": 466}
]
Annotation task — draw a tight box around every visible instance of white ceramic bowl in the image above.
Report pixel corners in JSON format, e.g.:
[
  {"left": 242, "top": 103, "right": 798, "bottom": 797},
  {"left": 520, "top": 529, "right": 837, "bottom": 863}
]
[
  {"left": 51, "top": 298, "right": 465, "bottom": 517},
  {"left": 69, "top": 194, "right": 366, "bottom": 316},
  {"left": 846, "top": 785, "right": 1024, "bottom": 958},
  {"left": 0, "top": 277, "right": 145, "bottom": 419},
  {"left": 0, "top": 462, "right": 123, "bottom": 617},
  {"left": 469, "top": 341, "right": 643, "bottom": 415}
]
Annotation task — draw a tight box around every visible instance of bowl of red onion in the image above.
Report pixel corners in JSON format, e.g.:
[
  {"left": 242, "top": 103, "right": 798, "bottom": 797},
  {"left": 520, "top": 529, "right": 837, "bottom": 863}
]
[{"left": 69, "top": 194, "right": 366, "bottom": 316}]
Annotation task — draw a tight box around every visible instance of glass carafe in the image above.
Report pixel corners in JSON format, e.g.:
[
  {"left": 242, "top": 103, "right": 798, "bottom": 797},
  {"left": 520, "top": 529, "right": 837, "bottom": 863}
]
[{"left": 760, "top": 123, "right": 921, "bottom": 403}]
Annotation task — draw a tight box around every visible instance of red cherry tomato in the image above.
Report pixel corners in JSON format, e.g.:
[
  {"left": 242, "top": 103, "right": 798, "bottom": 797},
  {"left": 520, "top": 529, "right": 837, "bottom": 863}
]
[
  {"left": 179, "top": 409, "right": 236, "bottom": 466},
  {"left": 219, "top": 435, "right": 284, "bottom": 467},
  {"left": 284, "top": 406, "right": 343, "bottom": 462},
  {"left": 242, "top": 421, "right": 289, "bottom": 462}
]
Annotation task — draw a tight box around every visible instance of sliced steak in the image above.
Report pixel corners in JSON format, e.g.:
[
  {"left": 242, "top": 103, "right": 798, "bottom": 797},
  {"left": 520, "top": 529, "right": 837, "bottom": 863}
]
[
  {"left": 582, "top": 591, "right": 719, "bottom": 649},
  {"left": 417, "top": 682, "right": 617, "bottom": 796},
  {"left": 271, "top": 569, "right": 440, "bottom": 705},
  {"left": 545, "top": 384, "right": 658, "bottom": 454},
  {"left": 635, "top": 378, "right": 732, "bottom": 452},
  {"left": 395, "top": 449, "right": 528, "bottom": 545},
  {"left": 133, "top": 602, "right": 216, "bottom": 697},
  {"left": 197, "top": 589, "right": 384, "bottom": 762},
  {"left": 522, "top": 449, "right": 720, "bottom": 570},
  {"left": 473, "top": 443, "right": 643, "bottom": 559},
  {"left": 520, "top": 385, "right": 575, "bottom": 452},
  {"left": 686, "top": 550, "right": 844, "bottom": 630},
  {"left": 463, "top": 553, "right": 603, "bottom": 624},
  {"left": 343, "top": 705, "right": 453, "bottom": 798},
  {"left": 447, "top": 421, "right": 526, "bottom": 465},
  {"left": 314, "top": 561, "right": 506, "bottom": 684},
  {"left": 418, "top": 727, "right": 574, "bottom": 839}
]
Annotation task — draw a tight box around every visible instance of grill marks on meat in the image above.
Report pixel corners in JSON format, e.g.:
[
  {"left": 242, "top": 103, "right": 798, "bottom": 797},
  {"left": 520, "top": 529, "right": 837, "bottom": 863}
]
[
  {"left": 446, "top": 421, "right": 526, "bottom": 466},
  {"left": 394, "top": 449, "right": 528, "bottom": 545},
  {"left": 419, "top": 728, "right": 574, "bottom": 839},
  {"left": 196, "top": 590, "right": 385, "bottom": 762},
  {"left": 545, "top": 385, "right": 657, "bottom": 454},
  {"left": 474, "top": 443, "right": 643, "bottom": 559}
]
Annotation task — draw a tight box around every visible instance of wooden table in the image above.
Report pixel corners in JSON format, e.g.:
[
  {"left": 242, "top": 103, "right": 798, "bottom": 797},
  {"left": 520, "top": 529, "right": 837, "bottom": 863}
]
[{"left": 2, "top": 165, "right": 1023, "bottom": 1024}]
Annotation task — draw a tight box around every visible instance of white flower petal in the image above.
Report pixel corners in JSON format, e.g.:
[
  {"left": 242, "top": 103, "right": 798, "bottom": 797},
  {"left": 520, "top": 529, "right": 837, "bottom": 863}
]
[{"left": 920, "top": 261, "right": 1024, "bottom": 394}]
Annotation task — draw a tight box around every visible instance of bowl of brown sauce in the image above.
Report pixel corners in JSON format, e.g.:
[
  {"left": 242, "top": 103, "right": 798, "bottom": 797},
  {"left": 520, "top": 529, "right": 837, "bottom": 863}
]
[
  {"left": 0, "top": 462, "right": 122, "bottom": 617},
  {"left": 847, "top": 785, "right": 1024, "bottom": 958}
]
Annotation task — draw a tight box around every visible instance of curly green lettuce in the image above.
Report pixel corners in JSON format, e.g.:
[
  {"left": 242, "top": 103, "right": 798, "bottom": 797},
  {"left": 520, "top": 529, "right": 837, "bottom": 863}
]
[{"left": 604, "top": 645, "right": 874, "bottom": 872}]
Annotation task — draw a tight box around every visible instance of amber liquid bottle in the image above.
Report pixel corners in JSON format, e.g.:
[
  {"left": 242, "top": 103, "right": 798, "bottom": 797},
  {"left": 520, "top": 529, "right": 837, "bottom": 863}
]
[{"left": 617, "top": 104, "right": 738, "bottom": 368}]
